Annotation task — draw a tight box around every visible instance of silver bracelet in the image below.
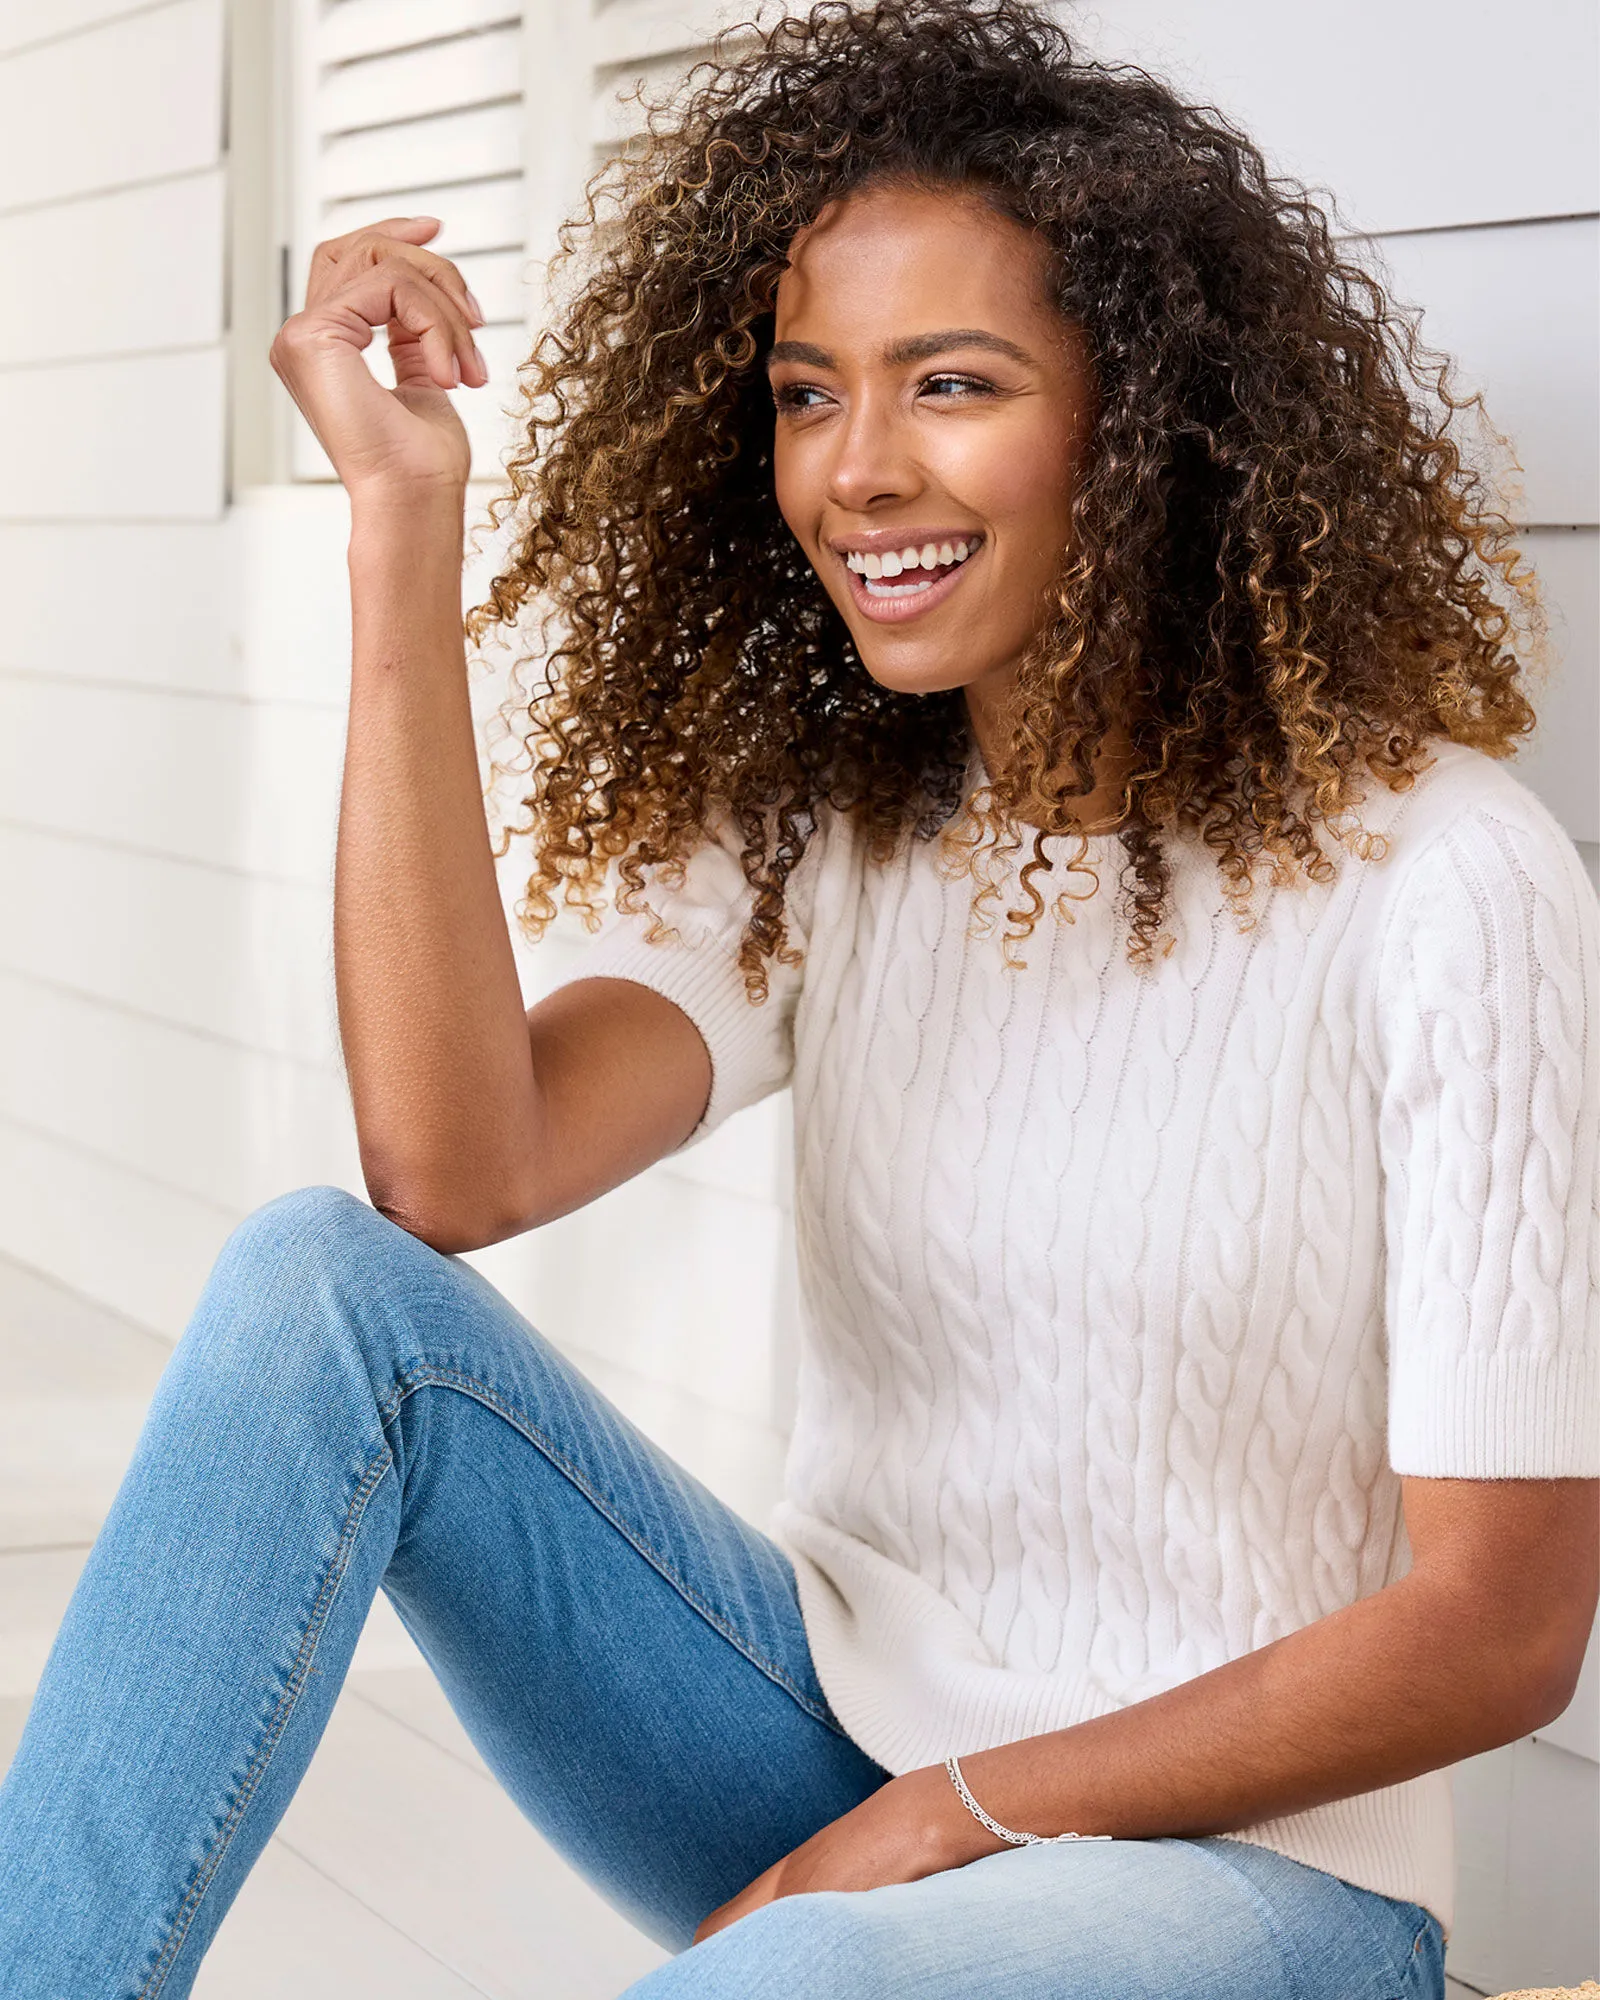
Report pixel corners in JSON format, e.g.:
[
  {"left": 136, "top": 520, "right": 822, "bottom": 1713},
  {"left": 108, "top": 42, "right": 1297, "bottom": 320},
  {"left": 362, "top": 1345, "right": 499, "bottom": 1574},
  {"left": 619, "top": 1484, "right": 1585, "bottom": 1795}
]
[{"left": 943, "top": 1753, "right": 1113, "bottom": 1847}]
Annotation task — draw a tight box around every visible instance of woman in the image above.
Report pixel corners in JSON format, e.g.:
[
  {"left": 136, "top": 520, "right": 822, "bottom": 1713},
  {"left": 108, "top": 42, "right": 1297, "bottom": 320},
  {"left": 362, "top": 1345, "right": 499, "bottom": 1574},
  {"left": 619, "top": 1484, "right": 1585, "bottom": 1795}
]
[{"left": 2, "top": 3, "right": 1594, "bottom": 1994}]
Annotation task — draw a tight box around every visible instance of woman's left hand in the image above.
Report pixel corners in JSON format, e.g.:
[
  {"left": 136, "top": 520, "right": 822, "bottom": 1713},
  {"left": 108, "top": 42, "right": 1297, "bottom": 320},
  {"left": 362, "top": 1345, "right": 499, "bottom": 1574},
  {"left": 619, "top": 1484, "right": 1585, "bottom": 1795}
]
[{"left": 692, "top": 1763, "right": 1002, "bottom": 1945}]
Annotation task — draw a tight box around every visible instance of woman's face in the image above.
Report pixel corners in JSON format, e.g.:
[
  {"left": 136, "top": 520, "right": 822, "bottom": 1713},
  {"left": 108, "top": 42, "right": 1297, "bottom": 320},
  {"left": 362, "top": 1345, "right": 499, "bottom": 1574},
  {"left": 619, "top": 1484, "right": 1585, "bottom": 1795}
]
[{"left": 769, "top": 178, "right": 1096, "bottom": 716}]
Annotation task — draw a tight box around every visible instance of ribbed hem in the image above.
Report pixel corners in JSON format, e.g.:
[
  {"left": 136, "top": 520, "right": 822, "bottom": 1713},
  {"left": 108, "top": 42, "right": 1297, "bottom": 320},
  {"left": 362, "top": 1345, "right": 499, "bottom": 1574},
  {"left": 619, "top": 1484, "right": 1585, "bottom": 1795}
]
[
  {"left": 1389, "top": 1340, "right": 1600, "bottom": 1476},
  {"left": 569, "top": 926, "right": 774, "bottom": 1149},
  {"left": 775, "top": 1505, "right": 1457, "bottom": 1940}
]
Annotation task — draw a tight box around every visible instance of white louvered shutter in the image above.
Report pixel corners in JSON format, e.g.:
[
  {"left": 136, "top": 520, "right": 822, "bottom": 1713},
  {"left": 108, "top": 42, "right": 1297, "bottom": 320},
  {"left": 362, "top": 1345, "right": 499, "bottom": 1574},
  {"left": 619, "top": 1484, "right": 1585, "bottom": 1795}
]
[
  {"left": 289, "top": 0, "right": 531, "bottom": 479},
  {"left": 583, "top": 2, "right": 782, "bottom": 161},
  {"left": 288, "top": 2, "right": 794, "bottom": 481}
]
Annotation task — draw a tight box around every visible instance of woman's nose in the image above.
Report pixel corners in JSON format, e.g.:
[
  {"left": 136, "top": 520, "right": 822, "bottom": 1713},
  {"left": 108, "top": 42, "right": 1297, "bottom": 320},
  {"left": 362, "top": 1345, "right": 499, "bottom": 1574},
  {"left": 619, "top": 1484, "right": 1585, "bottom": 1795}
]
[{"left": 825, "top": 395, "right": 920, "bottom": 512}]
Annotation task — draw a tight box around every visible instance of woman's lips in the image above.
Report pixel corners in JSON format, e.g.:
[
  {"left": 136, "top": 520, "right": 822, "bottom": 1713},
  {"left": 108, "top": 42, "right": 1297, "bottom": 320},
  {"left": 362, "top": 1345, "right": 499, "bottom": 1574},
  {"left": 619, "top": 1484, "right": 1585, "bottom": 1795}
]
[{"left": 839, "top": 543, "right": 982, "bottom": 624}]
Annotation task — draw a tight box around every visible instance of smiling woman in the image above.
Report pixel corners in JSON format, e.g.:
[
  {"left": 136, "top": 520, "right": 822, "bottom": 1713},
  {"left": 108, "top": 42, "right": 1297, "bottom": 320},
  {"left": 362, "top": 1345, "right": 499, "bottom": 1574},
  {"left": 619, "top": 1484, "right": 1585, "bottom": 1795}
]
[
  {"left": 470, "top": 0, "right": 1542, "bottom": 980},
  {"left": 761, "top": 185, "right": 1112, "bottom": 808}
]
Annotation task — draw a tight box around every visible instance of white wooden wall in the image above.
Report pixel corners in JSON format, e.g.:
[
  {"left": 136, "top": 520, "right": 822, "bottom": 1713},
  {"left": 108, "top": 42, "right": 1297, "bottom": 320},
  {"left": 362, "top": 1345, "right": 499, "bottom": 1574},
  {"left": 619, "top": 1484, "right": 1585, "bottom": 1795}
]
[
  {"left": 0, "top": 0, "right": 247, "bottom": 1316},
  {"left": 0, "top": 1, "right": 1593, "bottom": 1987}
]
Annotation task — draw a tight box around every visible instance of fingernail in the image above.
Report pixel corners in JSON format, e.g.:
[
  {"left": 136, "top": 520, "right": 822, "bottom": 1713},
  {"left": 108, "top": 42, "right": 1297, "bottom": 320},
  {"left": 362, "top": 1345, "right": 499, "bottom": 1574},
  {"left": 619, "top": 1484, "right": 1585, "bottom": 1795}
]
[
  {"left": 465, "top": 289, "right": 485, "bottom": 325},
  {"left": 451, "top": 354, "right": 462, "bottom": 386},
  {"left": 471, "top": 341, "right": 487, "bottom": 380}
]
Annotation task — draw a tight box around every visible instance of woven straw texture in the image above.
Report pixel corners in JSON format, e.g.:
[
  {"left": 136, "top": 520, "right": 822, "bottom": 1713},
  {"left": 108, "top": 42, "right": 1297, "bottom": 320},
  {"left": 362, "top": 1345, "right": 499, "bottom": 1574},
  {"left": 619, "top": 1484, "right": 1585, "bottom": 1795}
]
[{"left": 1487, "top": 1983, "right": 1600, "bottom": 1999}]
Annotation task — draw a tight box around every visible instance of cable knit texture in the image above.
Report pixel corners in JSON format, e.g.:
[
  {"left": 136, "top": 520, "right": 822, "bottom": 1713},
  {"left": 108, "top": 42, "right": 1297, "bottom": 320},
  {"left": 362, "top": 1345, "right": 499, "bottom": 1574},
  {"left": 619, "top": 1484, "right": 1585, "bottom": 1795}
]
[{"left": 555, "top": 740, "right": 1600, "bottom": 1941}]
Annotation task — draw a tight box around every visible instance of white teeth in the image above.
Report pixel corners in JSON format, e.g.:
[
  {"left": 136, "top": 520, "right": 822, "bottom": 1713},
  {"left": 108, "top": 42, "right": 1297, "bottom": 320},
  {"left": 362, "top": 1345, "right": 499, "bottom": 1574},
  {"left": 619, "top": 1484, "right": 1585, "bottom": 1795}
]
[{"left": 843, "top": 537, "right": 980, "bottom": 582}]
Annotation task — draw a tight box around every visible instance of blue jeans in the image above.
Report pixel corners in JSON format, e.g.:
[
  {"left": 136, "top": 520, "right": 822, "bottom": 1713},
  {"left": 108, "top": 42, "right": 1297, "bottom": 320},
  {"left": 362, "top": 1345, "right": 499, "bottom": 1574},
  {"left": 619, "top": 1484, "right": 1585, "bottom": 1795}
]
[{"left": 0, "top": 1186, "right": 1446, "bottom": 1998}]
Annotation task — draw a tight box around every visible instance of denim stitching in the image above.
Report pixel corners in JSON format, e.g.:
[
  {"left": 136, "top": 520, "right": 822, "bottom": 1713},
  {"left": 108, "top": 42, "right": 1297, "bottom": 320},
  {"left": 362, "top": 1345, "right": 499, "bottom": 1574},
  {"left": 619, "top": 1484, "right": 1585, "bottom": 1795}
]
[
  {"left": 1404, "top": 1912, "right": 1439, "bottom": 1998},
  {"left": 382, "top": 1363, "right": 848, "bottom": 1734},
  {"left": 1178, "top": 1840, "right": 1309, "bottom": 2000},
  {"left": 135, "top": 1443, "right": 395, "bottom": 1998}
]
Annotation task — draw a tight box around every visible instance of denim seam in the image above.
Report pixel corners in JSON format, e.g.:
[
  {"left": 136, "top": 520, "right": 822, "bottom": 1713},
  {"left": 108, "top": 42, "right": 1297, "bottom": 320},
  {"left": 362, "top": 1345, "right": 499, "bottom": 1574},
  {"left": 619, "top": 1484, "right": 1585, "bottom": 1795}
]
[
  {"left": 382, "top": 1363, "right": 847, "bottom": 1735},
  {"left": 1178, "top": 1839, "right": 1309, "bottom": 2000},
  {"left": 135, "top": 1441, "right": 396, "bottom": 1999},
  {"left": 1404, "top": 1912, "right": 1438, "bottom": 1993}
]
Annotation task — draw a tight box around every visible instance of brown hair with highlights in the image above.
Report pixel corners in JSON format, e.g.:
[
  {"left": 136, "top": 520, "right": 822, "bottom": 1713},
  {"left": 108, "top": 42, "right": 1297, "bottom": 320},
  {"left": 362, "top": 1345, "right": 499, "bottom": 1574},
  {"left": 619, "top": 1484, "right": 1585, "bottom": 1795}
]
[{"left": 468, "top": 0, "right": 1541, "bottom": 991}]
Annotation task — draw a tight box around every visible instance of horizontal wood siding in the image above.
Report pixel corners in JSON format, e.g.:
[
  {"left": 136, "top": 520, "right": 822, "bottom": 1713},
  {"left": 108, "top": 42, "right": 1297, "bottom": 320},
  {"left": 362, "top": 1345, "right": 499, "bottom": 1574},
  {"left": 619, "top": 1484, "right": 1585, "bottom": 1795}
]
[
  {"left": 0, "top": 0, "right": 235, "bottom": 1327},
  {"left": 0, "top": 0, "right": 223, "bottom": 212},
  {"left": 0, "top": 171, "right": 226, "bottom": 368},
  {"left": 0, "top": 348, "right": 227, "bottom": 520}
]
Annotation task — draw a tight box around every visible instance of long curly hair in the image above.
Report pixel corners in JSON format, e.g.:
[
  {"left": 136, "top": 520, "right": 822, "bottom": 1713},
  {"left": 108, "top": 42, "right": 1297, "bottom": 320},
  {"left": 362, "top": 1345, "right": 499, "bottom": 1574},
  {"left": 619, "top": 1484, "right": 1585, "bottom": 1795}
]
[{"left": 469, "top": 0, "right": 1541, "bottom": 992}]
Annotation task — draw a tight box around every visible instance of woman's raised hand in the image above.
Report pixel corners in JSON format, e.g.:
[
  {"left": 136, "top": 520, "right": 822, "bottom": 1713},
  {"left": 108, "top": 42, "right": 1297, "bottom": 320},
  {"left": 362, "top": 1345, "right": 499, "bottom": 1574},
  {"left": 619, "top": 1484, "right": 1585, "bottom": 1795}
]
[{"left": 269, "top": 216, "right": 488, "bottom": 499}]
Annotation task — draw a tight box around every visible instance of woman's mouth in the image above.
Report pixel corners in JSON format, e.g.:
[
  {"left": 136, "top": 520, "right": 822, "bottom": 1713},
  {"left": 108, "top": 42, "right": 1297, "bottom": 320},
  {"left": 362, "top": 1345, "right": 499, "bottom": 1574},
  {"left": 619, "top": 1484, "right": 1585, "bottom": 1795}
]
[{"left": 837, "top": 535, "right": 984, "bottom": 623}]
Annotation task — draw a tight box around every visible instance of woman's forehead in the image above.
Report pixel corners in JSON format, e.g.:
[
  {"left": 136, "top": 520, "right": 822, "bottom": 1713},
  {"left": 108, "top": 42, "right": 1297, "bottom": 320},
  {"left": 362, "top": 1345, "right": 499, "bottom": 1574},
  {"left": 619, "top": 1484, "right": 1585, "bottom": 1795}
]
[{"left": 775, "top": 183, "right": 1059, "bottom": 339}]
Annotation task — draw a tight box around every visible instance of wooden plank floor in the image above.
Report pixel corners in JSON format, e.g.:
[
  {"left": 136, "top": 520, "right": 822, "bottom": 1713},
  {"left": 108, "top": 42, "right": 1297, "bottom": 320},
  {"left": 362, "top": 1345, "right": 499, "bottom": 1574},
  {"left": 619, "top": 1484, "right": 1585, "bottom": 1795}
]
[{"left": 0, "top": 1248, "right": 1491, "bottom": 1997}]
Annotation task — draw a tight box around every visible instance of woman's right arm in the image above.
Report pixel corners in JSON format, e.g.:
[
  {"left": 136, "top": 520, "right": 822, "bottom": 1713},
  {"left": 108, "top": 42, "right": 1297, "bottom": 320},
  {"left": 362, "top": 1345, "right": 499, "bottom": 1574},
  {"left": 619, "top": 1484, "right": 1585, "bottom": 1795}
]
[{"left": 270, "top": 218, "right": 710, "bottom": 1252}]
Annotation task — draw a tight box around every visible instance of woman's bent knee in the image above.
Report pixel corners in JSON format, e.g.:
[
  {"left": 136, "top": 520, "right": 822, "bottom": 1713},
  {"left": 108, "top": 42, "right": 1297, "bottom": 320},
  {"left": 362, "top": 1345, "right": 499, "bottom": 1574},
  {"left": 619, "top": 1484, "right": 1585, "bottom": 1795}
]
[
  {"left": 205, "top": 1185, "right": 431, "bottom": 1313},
  {"left": 179, "top": 1185, "right": 425, "bottom": 1388},
  {"left": 220, "top": 1183, "right": 395, "bottom": 1270}
]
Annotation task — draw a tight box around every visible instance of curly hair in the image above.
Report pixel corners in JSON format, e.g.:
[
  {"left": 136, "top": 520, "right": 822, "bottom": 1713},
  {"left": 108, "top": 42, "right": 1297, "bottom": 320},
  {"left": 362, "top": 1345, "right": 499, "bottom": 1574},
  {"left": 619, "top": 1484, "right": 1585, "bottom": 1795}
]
[{"left": 468, "top": 0, "right": 1541, "bottom": 992}]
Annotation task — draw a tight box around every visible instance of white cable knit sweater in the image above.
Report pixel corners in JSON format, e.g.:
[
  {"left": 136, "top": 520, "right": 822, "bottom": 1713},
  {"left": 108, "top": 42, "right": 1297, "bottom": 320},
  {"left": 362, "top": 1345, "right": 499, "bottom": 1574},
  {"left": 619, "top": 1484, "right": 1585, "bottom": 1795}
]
[{"left": 559, "top": 739, "right": 1600, "bottom": 1938}]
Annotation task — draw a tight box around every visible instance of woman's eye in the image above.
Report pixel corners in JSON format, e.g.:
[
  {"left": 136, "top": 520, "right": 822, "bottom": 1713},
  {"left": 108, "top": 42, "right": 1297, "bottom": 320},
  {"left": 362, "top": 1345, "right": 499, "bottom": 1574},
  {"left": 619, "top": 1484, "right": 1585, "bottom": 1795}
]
[{"left": 771, "top": 374, "right": 996, "bottom": 411}]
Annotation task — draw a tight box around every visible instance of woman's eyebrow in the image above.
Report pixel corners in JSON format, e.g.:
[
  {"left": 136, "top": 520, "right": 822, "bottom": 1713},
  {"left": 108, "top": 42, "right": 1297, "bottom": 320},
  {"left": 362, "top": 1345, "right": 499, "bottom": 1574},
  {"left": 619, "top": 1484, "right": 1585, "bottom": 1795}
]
[{"left": 765, "top": 328, "right": 1036, "bottom": 370}]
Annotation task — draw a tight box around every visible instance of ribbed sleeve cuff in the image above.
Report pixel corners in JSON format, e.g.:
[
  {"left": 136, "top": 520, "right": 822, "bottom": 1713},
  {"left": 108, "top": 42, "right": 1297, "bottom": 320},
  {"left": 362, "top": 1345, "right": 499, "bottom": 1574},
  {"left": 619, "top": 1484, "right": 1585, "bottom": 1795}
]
[
  {"left": 1388, "top": 1340, "right": 1600, "bottom": 1476},
  {"left": 574, "top": 927, "right": 782, "bottom": 1150}
]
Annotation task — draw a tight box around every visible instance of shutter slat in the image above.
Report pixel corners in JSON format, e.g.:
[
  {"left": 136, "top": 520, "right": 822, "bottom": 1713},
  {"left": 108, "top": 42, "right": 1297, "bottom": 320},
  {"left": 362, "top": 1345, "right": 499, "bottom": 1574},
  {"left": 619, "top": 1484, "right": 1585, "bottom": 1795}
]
[
  {"left": 323, "top": 174, "right": 524, "bottom": 253},
  {"left": 320, "top": 0, "right": 515, "bottom": 65},
  {"left": 319, "top": 22, "right": 520, "bottom": 133},
  {"left": 321, "top": 100, "right": 522, "bottom": 205},
  {"left": 589, "top": 1, "right": 781, "bottom": 146},
  {"left": 448, "top": 245, "right": 531, "bottom": 324},
  {"left": 591, "top": 0, "right": 778, "bottom": 65}
]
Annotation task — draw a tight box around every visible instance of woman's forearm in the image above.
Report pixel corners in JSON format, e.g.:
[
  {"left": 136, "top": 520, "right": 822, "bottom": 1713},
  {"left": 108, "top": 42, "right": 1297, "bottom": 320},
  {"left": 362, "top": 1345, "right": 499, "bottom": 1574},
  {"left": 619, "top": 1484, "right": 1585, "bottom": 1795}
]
[
  {"left": 699, "top": 1482, "right": 1594, "bottom": 1939},
  {"left": 335, "top": 487, "right": 542, "bottom": 1249},
  {"left": 946, "top": 1565, "right": 1556, "bottom": 1854}
]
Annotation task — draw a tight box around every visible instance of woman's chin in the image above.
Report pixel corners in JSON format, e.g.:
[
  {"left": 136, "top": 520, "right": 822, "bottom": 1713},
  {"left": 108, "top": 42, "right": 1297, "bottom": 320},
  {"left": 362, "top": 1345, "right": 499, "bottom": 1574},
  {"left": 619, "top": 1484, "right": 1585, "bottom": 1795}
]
[{"left": 852, "top": 644, "right": 988, "bottom": 701}]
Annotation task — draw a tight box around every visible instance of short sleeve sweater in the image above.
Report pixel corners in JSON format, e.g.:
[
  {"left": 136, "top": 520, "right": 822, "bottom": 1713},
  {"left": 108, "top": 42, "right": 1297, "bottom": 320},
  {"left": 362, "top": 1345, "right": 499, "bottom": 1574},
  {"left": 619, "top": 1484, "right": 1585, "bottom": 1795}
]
[{"left": 553, "top": 738, "right": 1600, "bottom": 1939}]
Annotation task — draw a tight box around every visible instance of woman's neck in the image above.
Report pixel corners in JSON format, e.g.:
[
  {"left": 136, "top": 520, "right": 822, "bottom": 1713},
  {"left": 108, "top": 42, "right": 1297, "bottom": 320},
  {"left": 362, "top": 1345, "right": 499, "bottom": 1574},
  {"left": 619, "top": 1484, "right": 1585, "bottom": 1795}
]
[{"left": 964, "top": 686, "right": 1134, "bottom": 836}]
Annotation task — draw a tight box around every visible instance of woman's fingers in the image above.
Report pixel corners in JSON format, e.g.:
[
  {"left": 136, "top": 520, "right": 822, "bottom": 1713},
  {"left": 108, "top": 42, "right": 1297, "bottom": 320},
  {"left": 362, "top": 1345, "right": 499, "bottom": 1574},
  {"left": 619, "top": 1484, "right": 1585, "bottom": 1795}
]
[
  {"left": 307, "top": 215, "right": 440, "bottom": 295},
  {"left": 381, "top": 274, "right": 486, "bottom": 392},
  {"left": 317, "top": 263, "right": 485, "bottom": 393},
  {"left": 384, "top": 238, "right": 483, "bottom": 326},
  {"left": 400, "top": 270, "right": 488, "bottom": 390},
  {"left": 306, "top": 220, "right": 485, "bottom": 334},
  {"left": 271, "top": 217, "right": 480, "bottom": 490},
  {"left": 691, "top": 1862, "right": 782, "bottom": 1944}
]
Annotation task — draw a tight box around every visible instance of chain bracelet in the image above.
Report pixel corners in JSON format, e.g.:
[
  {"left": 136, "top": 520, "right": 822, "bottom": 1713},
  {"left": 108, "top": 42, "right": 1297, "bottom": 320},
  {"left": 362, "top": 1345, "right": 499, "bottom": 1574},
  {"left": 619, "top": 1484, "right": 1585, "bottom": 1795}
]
[{"left": 943, "top": 1753, "right": 1113, "bottom": 1847}]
